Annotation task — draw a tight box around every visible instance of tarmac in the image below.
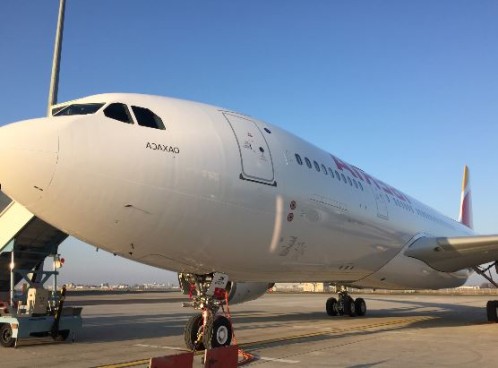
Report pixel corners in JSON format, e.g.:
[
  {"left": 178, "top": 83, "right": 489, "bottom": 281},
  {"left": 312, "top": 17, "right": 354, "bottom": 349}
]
[{"left": 1, "top": 291, "right": 498, "bottom": 367}]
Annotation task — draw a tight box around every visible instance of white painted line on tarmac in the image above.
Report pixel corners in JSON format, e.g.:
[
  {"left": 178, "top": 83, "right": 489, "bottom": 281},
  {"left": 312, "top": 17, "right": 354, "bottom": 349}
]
[
  {"left": 258, "top": 356, "right": 300, "bottom": 364},
  {"left": 134, "top": 343, "right": 187, "bottom": 352}
]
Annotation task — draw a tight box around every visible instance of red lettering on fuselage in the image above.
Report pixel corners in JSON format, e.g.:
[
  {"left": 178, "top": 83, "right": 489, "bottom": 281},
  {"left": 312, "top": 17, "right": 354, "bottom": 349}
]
[
  {"left": 389, "top": 186, "right": 409, "bottom": 201},
  {"left": 332, "top": 156, "right": 363, "bottom": 180},
  {"left": 331, "top": 154, "right": 410, "bottom": 203},
  {"left": 378, "top": 180, "right": 394, "bottom": 195},
  {"left": 355, "top": 167, "right": 381, "bottom": 189}
]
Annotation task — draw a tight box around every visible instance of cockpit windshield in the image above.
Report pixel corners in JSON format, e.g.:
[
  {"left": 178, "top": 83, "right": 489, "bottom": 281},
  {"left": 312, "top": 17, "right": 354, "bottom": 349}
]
[{"left": 53, "top": 103, "right": 105, "bottom": 116}]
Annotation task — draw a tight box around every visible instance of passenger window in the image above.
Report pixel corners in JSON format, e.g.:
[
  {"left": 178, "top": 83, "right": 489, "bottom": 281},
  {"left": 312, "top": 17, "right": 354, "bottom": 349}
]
[
  {"left": 305, "top": 158, "right": 312, "bottom": 169},
  {"left": 328, "top": 168, "right": 335, "bottom": 178},
  {"left": 353, "top": 179, "right": 358, "bottom": 189},
  {"left": 341, "top": 173, "right": 347, "bottom": 183},
  {"left": 131, "top": 106, "right": 165, "bottom": 130},
  {"left": 104, "top": 103, "right": 133, "bottom": 124},
  {"left": 321, "top": 164, "right": 328, "bottom": 175},
  {"left": 335, "top": 170, "right": 340, "bottom": 180},
  {"left": 313, "top": 161, "right": 320, "bottom": 172},
  {"left": 347, "top": 177, "right": 353, "bottom": 186},
  {"left": 295, "top": 154, "right": 303, "bottom": 165},
  {"left": 358, "top": 182, "right": 364, "bottom": 191}
]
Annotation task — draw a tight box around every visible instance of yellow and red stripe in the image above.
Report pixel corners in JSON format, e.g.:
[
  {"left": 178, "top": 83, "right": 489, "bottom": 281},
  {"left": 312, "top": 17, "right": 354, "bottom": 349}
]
[{"left": 458, "top": 165, "right": 473, "bottom": 229}]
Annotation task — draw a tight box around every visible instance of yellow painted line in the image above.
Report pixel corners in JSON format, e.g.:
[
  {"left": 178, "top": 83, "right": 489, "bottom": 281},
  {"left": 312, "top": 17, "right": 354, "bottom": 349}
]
[
  {"left": 239, "top": 316, "right": 434, "bottom": 349},
  {"left": 90, "top": 359, "right": 149, "bottom": 368},
  {"left": 93, "top": 316, "right": 435, "bottom": 368}
]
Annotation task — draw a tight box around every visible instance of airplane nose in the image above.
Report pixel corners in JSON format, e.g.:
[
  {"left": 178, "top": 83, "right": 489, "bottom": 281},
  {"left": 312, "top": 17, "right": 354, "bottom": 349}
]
[{"left": 0, "top": 118, "right": 58, "bottom": 206}]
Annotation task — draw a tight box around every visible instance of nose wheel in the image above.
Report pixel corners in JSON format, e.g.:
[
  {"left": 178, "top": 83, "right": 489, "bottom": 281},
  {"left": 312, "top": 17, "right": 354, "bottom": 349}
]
[
  {"left": 184, "top": 313, "right": 234, "bottom": 351},
  {"left": 184, "top": 314, "right": 205, "bottom": 351},
  {"left": 203, "top": 315, "right": 233, "bottom": 349}
]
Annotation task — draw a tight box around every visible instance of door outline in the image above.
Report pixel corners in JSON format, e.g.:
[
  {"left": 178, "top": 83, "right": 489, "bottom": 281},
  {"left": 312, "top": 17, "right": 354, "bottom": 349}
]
[
  {"left": 223, "top": 112, "right": 276, "bottom": 186},
  {"left": 372, "top": 186, "right": 389, "bottom": 220}
]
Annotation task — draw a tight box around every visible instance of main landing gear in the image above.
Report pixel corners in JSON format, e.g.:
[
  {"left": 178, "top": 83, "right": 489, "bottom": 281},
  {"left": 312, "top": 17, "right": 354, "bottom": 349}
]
[
  {"left": 473, "top": 263, "right": 498, "bottom": 323},
  {"left": 326, "top": 287, "right": 367, "bottom": 317},
  {"left": 179, "top": 272, "right": 234, "bottom": 351}
]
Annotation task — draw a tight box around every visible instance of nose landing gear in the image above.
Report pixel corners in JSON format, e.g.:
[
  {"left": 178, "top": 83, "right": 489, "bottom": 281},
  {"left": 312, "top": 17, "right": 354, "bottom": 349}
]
[{"left": 179, "top": 272, "right": 234, "bottom": 351}]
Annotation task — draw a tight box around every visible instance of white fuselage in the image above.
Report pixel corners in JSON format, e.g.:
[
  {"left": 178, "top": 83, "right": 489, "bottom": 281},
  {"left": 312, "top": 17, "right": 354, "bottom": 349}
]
[{"left": 0, "top": 94, "right": 473, "bottom": 289}]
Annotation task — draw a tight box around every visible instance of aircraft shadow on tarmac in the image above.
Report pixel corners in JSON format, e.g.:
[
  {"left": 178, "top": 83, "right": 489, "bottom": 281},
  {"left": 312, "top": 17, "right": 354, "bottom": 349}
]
[
  {"left": 231, "top": 297, "right": 488, "bottom": 325},
  {"left": 223, "top": 300, "right": 491, "bottom": 359},
  {"left": 70, "top": 295, "right": 491, "bottom": 346},
  {"left": 364, "top": 296, "right": 488, "bottom": 323},
  {"left": 76, "top": 312, "right": 197, "bottom": 343},
  {"left": 74, "top": 311, "right": 403, "bottom": 347}
]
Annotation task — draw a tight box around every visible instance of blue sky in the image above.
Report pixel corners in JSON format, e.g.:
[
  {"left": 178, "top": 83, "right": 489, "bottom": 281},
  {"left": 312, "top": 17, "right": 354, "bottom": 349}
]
[{"left": 1, "top": 1, "right": 497, "bottom": 285}]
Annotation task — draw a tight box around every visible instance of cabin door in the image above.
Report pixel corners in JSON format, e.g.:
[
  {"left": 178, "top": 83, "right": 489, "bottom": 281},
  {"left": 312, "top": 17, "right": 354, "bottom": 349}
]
[
  {"left": 373, "top": 186, "right": 389, "bottom": 219},
  {"left": 223, "top": 113, "right": 276, "bottom": 186}
]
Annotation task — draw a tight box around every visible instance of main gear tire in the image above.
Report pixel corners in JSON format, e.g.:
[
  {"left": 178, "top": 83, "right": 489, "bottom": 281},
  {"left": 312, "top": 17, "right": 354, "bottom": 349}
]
[
  {"left": 326, "top": 297, "right": 338, "bottom": 316},
  {"left": 354, "top": 298, "right": 367, "bottom": 316},
  {"left": 486, "top": 300, "right": 498, "bottom": 322},
  {"left": 344, "top": 296, "right": 356, "bottom": 317}
]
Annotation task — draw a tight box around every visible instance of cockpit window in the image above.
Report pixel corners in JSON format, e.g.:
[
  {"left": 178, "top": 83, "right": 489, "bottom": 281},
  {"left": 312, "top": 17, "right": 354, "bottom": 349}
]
[
  {"left": 51, "top": 106, "right": 66, "bottom": 115},
  {"left": 54, "top": 103, "right": 105, "bottom": 116},
  {"left": 104, "top": 103, "right": 133, "bottom": 124},
  {"left": 131, "top": 106, "right": 165, "bottom": 130}
]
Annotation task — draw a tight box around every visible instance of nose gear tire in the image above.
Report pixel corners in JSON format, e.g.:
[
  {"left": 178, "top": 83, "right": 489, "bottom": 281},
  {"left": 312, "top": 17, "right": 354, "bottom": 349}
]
[
  {"left": 184, "top": 314, "right": 206, "bottom": 351},
  {"left": 203, "top": 315, "right": 232, "bottom": 349}
]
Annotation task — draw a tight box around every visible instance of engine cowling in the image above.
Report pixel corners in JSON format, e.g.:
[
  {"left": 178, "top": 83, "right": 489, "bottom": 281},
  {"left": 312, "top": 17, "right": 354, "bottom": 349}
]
[{"left": 227, "top": 282, "right": 274, "bottom": 305}]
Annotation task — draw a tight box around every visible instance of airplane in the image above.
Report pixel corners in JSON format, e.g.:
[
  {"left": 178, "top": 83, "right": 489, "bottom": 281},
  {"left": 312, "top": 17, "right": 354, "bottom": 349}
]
[{"left": 1, "top": 92, "right": 498, "bottom": 350}]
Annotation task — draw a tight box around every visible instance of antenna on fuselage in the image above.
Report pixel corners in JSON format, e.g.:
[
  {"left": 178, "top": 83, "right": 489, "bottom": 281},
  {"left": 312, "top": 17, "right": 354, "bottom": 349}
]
[{"left": 47, "top": 0, "right": 66, "bottom": 116}]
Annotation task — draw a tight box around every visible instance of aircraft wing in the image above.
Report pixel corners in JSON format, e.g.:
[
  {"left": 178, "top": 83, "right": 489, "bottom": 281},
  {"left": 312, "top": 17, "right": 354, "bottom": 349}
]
[{"left": 405, "top": 235, "right": 498, "bottom": 272}]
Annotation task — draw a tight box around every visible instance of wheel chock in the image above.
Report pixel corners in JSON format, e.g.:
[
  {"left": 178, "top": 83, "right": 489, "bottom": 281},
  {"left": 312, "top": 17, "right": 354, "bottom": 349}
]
[
  {"left": 149, "top": 351, "right": 194, "bottom": 368},
  {"left": 204, "top": 345, "right": 239, "bottom": 368}
]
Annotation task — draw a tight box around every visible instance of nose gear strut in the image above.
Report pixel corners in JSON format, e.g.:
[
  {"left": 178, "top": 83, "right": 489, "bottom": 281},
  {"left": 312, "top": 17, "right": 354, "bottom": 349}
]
[
  {"left": 179, "top": 272, "right": 256, "bottom": 365},
  {"left": 179, "top": 272, "right": 233, "bottom": 350}
]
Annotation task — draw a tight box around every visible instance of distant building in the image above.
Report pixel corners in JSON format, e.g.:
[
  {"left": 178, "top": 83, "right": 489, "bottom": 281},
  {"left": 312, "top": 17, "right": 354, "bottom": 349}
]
[
  {"left": 456, "top": 285, "right": 480, "bottom": 290},
  {"left": 302, "top": 283, "right": 330, "bottom": 292},
  {"left": 273, "top": 283, "right": 332, "bottom": 292},
  {"left": 274, "top": 283, "right": 303, "bottom": 292}
]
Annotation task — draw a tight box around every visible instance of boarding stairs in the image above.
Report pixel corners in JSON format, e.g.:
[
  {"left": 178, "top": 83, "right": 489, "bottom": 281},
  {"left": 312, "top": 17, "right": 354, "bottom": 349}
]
[{"left": 0, "top": 192, "right": 68, "bottom": 295}]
